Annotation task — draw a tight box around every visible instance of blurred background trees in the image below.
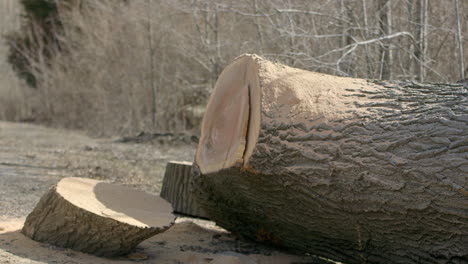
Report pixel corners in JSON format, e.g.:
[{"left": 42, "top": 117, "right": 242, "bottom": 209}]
[{"left": 0, "top": 0, "right": 466, "bottom": 136}]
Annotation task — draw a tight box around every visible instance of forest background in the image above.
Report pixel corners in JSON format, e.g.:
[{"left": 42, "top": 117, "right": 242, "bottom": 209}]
[{"left": 0, "top": 0, "right": 466, "bottom": 136}]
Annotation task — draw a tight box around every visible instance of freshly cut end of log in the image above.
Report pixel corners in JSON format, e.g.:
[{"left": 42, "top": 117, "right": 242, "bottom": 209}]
[
  {"left": 55, "top": 177, "right": 174, "bottom": 228},
  {"left": 196, "top": 54, "right": 370, "bottom": 174},
  {"left": 161, "top": 161, "right": 208, "bottom": 218},
  {"left": 196, "top": 55, "right": 262, "bottom": 174},
  {"left": 22, "top": 177, "right": 175, "bottom": 257}
]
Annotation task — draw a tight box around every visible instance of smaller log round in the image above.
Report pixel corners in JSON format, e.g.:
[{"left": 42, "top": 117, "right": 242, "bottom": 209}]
[{"left": 22, "top": 177, "right": 175, "bottom": 257}]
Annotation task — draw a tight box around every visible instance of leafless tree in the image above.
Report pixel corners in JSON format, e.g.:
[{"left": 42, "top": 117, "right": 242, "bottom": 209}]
[
  {"left": 0, "top": 0, "right": 466, "bottom": 134},
  {"left": 414, "top": 0, "right": 429, "bottom": 81},
  {"left": 454, "top": 0, "right": 465, "bottom": 81},
  {"left": 378, "top": 0, "right": 393, "bottom": 80}
]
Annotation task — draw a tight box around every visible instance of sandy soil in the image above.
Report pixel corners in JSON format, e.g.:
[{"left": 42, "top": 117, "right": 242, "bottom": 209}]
[{"left": 0, "top": 121, "right": 328, "bottom": 264}]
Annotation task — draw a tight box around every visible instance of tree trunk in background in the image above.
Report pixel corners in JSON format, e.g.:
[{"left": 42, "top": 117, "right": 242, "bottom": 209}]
[
  {"left": 146, "top": 0, "right": 157, "bottom": 127},
  {"left": 252, "top": 0, "right": 265, "bottom": 54},
  {"left": 193, "top": 55, "right": 468, "bottom": 264},
  {"left": 454, "top": 0, "right": 465, "bottom": 81},
  {"left": 379, "top": 0, "right": 393, "bottom": 80},
  {"left": 337, "top": 0, "right": 355, "bottom": 76},
  {"left": 414, "top": 0, "right": 429, "bottom": 81},
  {"left": 360, "top": 0, "right": 375, "bottom": 78}
]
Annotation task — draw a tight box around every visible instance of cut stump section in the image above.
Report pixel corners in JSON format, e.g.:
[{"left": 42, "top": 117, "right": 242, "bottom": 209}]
[
  {"left": 161, "top": 161, "right": 208, "bottom": 219},
  {"left": 22, "top": 177, "right": 175, "bottom": 257}
]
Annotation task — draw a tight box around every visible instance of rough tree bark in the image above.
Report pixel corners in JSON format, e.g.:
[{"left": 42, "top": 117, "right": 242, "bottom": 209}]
[
  {"left": 193, "top": 54, "right": 468, "bottom": 264},
  {"left": 161, "top": 161, "right": 208, "bottom": 218},
  {"left": 22, "top": 177, "right": 175, "bottom": 257}
]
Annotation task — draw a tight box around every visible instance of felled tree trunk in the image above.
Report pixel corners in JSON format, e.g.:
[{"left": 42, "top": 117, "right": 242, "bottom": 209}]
[
  {"left": 161, "top": 161, "right": 208, "bottom": 218},
  {"left": 193, "top": 54, "right": 468, "bottom": 264},
  {"left": 22, "top": 177, "right": 175, "bottom": 257}
]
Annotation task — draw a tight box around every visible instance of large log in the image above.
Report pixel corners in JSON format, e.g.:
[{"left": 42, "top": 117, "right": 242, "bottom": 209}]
[
  {"left": 193, "top": 54, "right": 468, "bottom": 264},
  {"left": 22, "top": 177, "right": 175, "bottom": 257}
]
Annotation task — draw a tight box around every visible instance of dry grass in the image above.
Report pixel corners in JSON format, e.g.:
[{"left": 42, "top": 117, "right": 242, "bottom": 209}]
[
  {"left": 0, "top": 0, "right": 27, "bottom": 121},
  {"left": 0, "top": 1, "right": 209, "bottom": 135}
]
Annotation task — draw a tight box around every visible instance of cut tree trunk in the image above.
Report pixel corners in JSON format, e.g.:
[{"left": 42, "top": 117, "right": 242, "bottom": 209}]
[
  {"left": 22, "top": 177, "right": 175, "bottom": 257},
  {"left": 161, "top": 161, "right": 208, "bottom": 218},
  {"left": 193, "top": 54, "right": 468, "bottom": 264}
]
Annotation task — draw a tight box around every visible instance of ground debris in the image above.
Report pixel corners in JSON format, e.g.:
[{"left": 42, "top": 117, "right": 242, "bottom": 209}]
[{"left": 117, "top": 131, "right": 198, "bottom": 145}]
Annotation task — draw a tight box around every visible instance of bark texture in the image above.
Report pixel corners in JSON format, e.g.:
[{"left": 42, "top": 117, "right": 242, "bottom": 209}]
[
  {"left": 22, "top": 177, "right": 175, "bottom": 257},
  {"left": 193, "top": 54, "right": 468, "bottom": 264},
  {"left": 161, "top": 161, "right": 208, "bottom": 218}
]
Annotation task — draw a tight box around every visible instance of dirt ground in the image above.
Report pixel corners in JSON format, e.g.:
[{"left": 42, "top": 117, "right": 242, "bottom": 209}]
[{"left": 0, "top": 121, "right": 332, "bottom": 264}]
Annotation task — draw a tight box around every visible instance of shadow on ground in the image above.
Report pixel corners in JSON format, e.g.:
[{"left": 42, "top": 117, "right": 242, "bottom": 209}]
[{"left": 0, "top": 219, "right": 326, "bottom": 264}]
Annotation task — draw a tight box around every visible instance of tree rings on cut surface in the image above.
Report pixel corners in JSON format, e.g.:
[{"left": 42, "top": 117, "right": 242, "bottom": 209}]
[
  {"left": 22, "top": 177, "right": 175, "bottom": 257},
  {"left": 196, "top": 55, "right": 262, "bottom": 174}
]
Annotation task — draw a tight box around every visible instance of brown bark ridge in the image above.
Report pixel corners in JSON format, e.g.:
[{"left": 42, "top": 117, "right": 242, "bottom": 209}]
[
  {"left": 161, "top": 161, "right": 208, "bottom": 218},
  {"left": 193, "top": 54, "right": 468, "bottom": 264},
  {"left": 22, "top": 177, "right": 175, "bottom": 257}
]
